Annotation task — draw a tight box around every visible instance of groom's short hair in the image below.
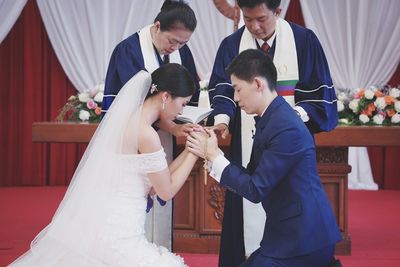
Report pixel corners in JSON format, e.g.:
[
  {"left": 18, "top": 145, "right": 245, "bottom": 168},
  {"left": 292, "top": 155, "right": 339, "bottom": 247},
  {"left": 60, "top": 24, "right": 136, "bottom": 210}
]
[{"left": 226, "top": 49, "right": 277, "bottom": 92}]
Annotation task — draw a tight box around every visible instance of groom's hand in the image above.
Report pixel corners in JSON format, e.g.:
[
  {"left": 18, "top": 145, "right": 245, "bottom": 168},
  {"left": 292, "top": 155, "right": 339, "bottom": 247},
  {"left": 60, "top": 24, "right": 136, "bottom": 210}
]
[
  {"left": 207, "top": 123, "right": 229, "bottom": 139},
  {"left": 185, "top": 131, "right": 206, "bottom": 158},
  {"left": 186, "top": 128, "right": 221, "bottom": 161}
]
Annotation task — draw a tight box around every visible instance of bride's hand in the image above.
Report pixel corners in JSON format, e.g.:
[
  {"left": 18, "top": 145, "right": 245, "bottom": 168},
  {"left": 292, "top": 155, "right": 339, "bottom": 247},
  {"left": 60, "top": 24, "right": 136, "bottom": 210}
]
[
  {"left": 149, "top": 187, "right": 156, "bottom": 196},
  {"left": 172, "top": 123, "right": 199, "bottom": 137},
  {"left": 188, "top": 128, "right": 221, "bottom": 161}
]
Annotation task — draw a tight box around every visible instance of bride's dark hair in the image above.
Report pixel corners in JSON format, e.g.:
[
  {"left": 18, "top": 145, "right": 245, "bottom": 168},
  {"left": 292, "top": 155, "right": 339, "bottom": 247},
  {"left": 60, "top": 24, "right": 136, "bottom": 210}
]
[{"left": 147, "top": 63, "right": 195, "bottom": 99}]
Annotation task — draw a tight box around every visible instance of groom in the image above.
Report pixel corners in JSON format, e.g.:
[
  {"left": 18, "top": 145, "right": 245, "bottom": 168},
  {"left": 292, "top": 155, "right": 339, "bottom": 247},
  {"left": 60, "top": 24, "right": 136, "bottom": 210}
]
[{"left": 187, "top": 49, "right": 341, "bottom": 266}]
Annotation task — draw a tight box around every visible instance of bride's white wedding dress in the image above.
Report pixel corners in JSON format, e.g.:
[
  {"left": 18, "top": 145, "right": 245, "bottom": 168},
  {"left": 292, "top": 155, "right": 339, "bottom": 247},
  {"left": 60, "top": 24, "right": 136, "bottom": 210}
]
[
  {"left": 94, "top": 149, "right": 186, "bottom": 266},
  {"left": 9, "top": 71, "right": 187, "bottom": 266}
]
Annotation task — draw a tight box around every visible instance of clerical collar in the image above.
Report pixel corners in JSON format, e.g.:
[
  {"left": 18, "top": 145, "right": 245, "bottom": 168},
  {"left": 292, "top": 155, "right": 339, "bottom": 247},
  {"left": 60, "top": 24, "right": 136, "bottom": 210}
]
[{"left": 256, "top": 31, "right": 276, "bottom": 48}]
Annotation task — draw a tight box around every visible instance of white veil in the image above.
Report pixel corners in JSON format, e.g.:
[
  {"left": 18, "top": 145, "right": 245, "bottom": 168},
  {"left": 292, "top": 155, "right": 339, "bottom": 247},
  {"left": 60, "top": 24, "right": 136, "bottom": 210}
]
[{"left": 10, "top": 71, "right": 152, "bottom": 266}]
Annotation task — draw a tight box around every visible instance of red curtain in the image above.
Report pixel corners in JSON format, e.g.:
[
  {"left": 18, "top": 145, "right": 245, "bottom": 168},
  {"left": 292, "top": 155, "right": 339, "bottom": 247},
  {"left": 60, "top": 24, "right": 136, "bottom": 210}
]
[
  {"left": 0, "top": 0, "right": 84, "bottom": 186},
  {"left": 285, "top": 0, "right": 305, "bottom": 26},
  {"left": 369, "top": 64, "right": 400, "bottom": 189},
  {"left": 0, "top": 0, "right": 398, "bottom": 188}
]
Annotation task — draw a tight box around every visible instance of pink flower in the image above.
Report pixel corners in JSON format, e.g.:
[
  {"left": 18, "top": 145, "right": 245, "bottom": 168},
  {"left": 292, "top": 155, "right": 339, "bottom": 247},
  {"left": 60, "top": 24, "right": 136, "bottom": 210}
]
[
  {"left": 86, "top": 99, "right": 97, "bottom": 110},
  {"left": 353, "top": 88, "right": 365, "bottom": 99}
]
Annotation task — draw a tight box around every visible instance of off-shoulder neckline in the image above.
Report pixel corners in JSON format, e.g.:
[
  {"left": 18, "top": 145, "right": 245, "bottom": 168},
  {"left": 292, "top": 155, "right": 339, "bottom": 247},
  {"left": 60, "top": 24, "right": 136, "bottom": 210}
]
[{"left": 118, "top": 148, "right": 165, "bottom": 157}]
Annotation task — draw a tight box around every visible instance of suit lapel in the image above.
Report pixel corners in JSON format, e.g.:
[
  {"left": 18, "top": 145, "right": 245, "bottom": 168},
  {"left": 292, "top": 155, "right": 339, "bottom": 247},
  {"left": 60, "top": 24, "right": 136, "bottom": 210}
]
[{"left": 247, "top": 96, "right": 286, "bottom": 171}]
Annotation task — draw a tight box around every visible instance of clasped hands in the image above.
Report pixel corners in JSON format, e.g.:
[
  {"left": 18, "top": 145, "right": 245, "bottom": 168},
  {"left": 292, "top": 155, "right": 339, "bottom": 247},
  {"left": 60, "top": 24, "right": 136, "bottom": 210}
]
[
  {"left": 186, "top": 126, "right": 223, "bottom": 162},
  {"left": 172, "top": 122, "right": 229, "bottom": 140}
]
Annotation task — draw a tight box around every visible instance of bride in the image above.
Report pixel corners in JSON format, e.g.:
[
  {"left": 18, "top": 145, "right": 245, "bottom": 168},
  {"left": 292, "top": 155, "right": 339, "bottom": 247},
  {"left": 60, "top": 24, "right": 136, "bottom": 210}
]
[{"left": 9, "top": 63, "right": 199, "bottom": 266}]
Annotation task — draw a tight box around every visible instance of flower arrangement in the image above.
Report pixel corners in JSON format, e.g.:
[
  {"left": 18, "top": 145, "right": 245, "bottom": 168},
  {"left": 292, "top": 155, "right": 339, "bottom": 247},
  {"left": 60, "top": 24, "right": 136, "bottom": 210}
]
[
  {"left": 56, "top": 84, "right": 104, "bottom": 123},
  {"left": 336, "top": 85, "right": 400, "bottom": 126}
]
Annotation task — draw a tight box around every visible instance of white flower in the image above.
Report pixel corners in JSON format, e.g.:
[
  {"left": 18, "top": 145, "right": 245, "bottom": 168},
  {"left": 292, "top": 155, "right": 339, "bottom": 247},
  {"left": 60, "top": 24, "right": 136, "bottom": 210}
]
[
  {"left": 389, "top": 88, "right": 400, "bottom": 98},
  {"left": 359, "top": 114, "right": 370, "bottom": 124},
  {"left": 349, "top": 99, "right": 359, "bottom": 112},
  {"left": 339, "top": 118, "right": 349, "bottom": 124},
  {"left": 337, "top": 100, "right": 344, "bottom": 112},
  {"left": 364, "top": 89, "right": 375, "bottom": 100},
  {"left": 391, "top": 113, "right": 400, "bottom": 124},
  {"left": 375, "top": 97, "right": 386, "bottom": 110},
  {"left": 372, "top": 114, "right": 384, "bottom": 125},
  {"left": 79, "top": 110, "right": 90, "bottom": 121},
  {"left": 94, "top": 92, "right": 104, "bottom": 103},
  {"left": 395, "top": 101, "right": 400, "bottom": 112},
  {"left": 78, "top": 92, "right": 91, "bottom": 103},
  {"left": 337, "top": 92, "right": 349, "bottom": 102}
]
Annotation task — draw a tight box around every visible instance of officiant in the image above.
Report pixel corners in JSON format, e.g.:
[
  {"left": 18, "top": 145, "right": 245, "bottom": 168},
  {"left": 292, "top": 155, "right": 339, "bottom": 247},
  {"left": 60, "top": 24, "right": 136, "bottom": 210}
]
[
  {"left": 102, "top": 0, "right": 200, "bottom": 135},
  {"left": 206, "top": 0, "right": 338, "bottom": 266},
  {"left": 101, "top": 0, "right": 200, "bottom": 250}
]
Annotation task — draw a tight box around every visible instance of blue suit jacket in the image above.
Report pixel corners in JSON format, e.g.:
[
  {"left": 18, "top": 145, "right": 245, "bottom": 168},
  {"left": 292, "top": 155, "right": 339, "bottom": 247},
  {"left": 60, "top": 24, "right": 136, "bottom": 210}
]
[{"left": 220, "top": 96, "right": 341, "bottom": 259}]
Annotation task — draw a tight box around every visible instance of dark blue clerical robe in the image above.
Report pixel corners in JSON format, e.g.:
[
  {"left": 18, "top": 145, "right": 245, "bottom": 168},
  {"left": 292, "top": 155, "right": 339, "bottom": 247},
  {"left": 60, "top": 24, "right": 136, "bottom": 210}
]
[
  {"left": 102, "top": 32, "right": 200, "bottom": 114},
  {"left": 208, "top": 23, "right": 338, "bottom": 267}
]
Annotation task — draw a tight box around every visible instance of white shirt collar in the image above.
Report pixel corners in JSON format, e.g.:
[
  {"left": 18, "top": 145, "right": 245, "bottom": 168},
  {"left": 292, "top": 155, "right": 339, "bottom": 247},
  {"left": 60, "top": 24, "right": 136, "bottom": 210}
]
[
  {"left": 256, "top": 31, "right": 276, "bottom": 48},
  {"left": 260, "top": 106, "right": 268, "bottom": 118}
]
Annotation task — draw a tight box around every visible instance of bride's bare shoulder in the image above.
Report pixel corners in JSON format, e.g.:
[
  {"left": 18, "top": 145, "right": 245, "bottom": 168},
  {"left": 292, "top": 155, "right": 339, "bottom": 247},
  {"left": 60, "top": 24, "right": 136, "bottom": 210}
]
[{"left": 137, "top": 120, "right": 162, "bottom": 153}]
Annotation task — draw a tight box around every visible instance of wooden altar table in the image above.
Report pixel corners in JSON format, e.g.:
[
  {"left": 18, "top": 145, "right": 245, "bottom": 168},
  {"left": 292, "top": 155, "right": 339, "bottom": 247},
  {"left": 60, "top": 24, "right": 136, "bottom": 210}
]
[
  {"left": 32, "top": 122, "right": 400, "bottom": 146},
  {"left": 32, "top": 122, "right": 400, "bottom": 255}
]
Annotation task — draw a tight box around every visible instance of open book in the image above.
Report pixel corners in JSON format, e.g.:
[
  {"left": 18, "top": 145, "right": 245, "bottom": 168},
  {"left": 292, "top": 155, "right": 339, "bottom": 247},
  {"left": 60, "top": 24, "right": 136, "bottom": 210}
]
[{"left": 176, "top": 106, "right": 213, "bottom": 124}]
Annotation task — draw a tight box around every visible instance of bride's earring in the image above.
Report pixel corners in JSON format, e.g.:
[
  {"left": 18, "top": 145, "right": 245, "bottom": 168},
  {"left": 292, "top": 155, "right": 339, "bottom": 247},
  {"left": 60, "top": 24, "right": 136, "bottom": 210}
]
[{"left": 162, "top": 100, "right": 166, "bottom": 110}]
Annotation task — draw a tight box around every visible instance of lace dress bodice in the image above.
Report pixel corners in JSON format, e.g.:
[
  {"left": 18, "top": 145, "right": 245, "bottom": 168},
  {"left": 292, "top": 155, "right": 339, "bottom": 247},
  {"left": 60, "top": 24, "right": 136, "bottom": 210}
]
[
  {"left": 120, "top": 148, "right": 169, "bottom": 174},
  {"left": 116, "top": 149, "right": 168, "bottom": 203}
]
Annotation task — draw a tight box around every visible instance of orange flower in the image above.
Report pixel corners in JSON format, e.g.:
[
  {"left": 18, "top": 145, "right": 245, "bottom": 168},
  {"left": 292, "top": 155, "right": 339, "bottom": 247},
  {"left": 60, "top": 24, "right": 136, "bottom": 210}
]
[
  {"left": 358, "top": 89, "right": 365, "bottom": 98},
  {"left": 386, "top": 108, "right": 396, "bottom": 117},
  {"left": 375, "top": 90, "right": 384, "bottom": 97},
  {"left": 384, "top": 95, "right": 395, "bottom": 105},
  {"left": 361, "top": 109, "right": 372, "bottom": 117},
  {"left": 367, "top": 103, "right": 376, "bottom": 112},
  {"left": 94, "top": 107, "right": 102, "bottom": 116}
]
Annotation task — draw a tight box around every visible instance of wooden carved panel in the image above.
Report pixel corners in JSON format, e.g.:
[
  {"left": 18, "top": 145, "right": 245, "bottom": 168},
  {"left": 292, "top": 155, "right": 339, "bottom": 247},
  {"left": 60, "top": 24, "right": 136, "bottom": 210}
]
[
  {"left": 316, "top": 147, "right": 348, "bottom": 163},
  {"left": 199, "top": 173, "right": 225, "bottom": 234},
  {"left": 208, "top": 183, "right": 226, "bottom": 224}
]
